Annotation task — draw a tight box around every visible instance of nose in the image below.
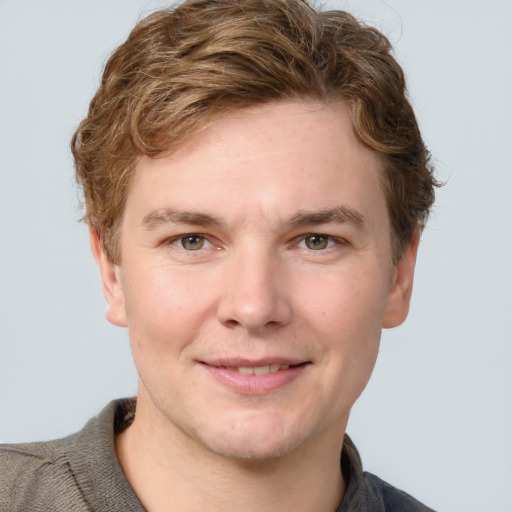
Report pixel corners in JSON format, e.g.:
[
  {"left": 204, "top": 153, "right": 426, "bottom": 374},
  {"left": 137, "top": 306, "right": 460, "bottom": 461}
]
[{"left": 216, "top": 247, "right": 293, "bottom": 332}]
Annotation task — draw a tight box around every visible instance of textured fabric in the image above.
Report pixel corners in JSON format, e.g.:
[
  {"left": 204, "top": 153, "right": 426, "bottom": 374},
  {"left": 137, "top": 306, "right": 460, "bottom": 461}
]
[
  {"left": 0, "top": 399, "right": 435, "bottom": 511},
  {"left": 337, "top": 436, "right": 436, "bottom": 511},
  {"left": 0, "top": 399, "right": 142, "bottom": 512}
]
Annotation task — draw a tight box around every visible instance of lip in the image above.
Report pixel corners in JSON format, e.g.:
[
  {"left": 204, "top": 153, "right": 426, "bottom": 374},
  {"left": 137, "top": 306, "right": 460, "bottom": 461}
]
[
  {"left": 198, "top": 358, "right": 311, "bottom": 395},
  {"left": 202, "top": 356, "right": 307, "bottom": 368}
]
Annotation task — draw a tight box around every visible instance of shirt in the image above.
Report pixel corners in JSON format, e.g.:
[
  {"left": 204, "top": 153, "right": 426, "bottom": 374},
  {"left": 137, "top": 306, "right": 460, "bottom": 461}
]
[{"left": 0, "top": 398, "right": 435, "bottom": 511}]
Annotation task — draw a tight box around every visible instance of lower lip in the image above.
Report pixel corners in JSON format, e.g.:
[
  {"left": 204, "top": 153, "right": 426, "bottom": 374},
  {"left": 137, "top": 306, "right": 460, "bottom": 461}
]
[{"left": 200, "top": 364, "right": 308, "bottom": 395}]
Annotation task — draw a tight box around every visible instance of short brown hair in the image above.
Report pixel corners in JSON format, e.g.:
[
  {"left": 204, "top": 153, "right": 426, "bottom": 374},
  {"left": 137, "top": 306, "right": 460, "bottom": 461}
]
[{"left": 72, "top": 0, "right": 438, "bottom": 264}]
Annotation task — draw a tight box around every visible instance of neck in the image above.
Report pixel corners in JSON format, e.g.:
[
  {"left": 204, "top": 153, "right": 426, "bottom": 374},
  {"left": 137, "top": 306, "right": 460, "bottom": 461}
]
[{"left": 115, "top": 397, "right": 346, "bottom": 512}]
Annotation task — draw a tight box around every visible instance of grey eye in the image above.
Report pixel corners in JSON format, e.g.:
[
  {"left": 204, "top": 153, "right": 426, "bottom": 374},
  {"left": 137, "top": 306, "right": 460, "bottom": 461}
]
[
  {"left": 180, "top": 235, "right": 205, "bottom": 250},
  {"left": 304, "top": 235, "right": 329, "bottom": 250}
]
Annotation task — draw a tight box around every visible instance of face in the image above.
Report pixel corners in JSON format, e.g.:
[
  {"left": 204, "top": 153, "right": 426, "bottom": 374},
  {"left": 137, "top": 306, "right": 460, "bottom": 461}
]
[{"left": 93, "top": 100, "right": 417, "bottom": 462}]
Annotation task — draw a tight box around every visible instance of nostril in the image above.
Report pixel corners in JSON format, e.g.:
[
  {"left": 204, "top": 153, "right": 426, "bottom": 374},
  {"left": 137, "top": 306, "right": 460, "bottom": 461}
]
[{"left": 223, "top": 318, "right": 241, "bottom": 328}]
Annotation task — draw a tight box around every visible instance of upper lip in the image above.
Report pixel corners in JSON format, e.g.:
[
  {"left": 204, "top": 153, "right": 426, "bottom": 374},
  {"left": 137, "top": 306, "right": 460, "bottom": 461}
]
[{"left": 200, "top": 357, "right": 309, "bottom": 368}]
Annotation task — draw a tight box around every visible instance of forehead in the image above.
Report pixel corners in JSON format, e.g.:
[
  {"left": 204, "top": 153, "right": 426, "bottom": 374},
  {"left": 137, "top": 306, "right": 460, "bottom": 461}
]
[{"left": 127, "top": 100, "right": 385, "bottom": 227}]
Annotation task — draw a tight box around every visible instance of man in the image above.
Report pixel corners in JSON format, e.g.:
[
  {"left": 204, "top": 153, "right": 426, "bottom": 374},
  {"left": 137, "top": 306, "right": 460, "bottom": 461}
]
[{"left": 0, "top": 0, "right": 438, "bottom": 510}]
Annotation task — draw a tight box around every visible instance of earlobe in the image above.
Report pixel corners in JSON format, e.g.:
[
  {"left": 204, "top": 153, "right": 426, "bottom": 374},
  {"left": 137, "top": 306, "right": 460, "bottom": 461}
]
[
  {"left": 382, "top": 233, "right": 420, "bottom": 329},
  {"left": 89, "top": 228, "right": 127, "bottom": 327}
]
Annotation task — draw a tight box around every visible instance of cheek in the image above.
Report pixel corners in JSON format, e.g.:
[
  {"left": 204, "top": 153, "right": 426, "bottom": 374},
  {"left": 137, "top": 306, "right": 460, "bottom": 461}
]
[
  {"left": 122, "top": 265, "right": 211, "bottom": 353},
  {"left": 299, "top": 265, "right": 387, "bottom": 388},
  {"left": 301, "top": 266, "right": 389, "bottom": 336}
]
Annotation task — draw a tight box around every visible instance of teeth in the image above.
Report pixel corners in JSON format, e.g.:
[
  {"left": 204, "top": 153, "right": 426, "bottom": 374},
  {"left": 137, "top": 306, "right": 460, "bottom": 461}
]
[
  {"left": 254, "top": 365, "right": 270, "bottom": 375},
  {"left": 234, "top": 364, "right": 290, "bottom": 375}
]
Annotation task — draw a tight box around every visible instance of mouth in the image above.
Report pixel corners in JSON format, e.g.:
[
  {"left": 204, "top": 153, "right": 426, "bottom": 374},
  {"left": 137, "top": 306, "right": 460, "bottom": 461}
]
[
  {"left": 198, "top": 359, "right": 311, "bottom": 395},
  {"left": 201, "top": 356, "right": 310, "bottom": 371},
  {"left": 212, "top": 363, "right": 304, "bottom": 375}
]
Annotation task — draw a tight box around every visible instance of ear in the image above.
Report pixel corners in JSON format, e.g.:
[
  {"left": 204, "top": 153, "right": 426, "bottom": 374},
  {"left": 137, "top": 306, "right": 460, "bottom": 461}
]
[
  {"left": 382, "top": 232, "right": 420, "bottom": 329},
  {"left": 89, "top": 227, "right": 127, "bottom": 327}
]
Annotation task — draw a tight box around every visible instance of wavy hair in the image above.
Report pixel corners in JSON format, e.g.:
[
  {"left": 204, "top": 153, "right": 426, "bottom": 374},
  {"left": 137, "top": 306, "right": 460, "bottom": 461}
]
[{"left": 72, "top": 0, "right": 438, "bottom": 263}]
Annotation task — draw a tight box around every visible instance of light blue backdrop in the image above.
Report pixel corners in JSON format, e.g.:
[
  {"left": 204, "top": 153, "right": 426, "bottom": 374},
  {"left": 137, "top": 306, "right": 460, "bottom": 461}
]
[{"left": 1, "top": 1, "right": 511, "bottom": 510}]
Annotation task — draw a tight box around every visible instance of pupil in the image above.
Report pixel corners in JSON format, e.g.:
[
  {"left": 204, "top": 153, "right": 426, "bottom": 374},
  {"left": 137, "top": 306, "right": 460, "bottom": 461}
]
[
  {"left": 183, "top": 236, "right": 203, "bottom": 250},
  {"left": 307, "top": 235, "right": 327, "bottom": 250}
]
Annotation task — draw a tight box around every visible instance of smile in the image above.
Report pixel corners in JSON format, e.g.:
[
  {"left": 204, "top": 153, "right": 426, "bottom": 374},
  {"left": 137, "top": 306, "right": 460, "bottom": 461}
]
[
  {"left": 199, "top": 360, "right": 310, "bottom": 395},
  {"left": 226, "top": 364, "right": 290, "bottom": 375}
]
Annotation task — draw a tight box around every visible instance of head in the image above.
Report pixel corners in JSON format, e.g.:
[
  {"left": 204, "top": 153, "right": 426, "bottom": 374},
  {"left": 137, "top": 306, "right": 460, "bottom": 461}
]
[
  {"left": 72, "top": 0, "right": 437, "bottom": 266},
  {"left": 73, "top": 0, "right": 438, "bottom": 463}
]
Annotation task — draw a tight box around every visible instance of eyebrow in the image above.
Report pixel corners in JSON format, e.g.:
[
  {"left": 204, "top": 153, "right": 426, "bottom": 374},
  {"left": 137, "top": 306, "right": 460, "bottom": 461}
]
[
  {"left": 142, "top": 209, "right": 223, "bottom": 230},
  {"left": 142, "top": 205, "right": 365, "bottom": 231},
  {"left": 288, "top": 206, "right": 365, "bottom": 228}
]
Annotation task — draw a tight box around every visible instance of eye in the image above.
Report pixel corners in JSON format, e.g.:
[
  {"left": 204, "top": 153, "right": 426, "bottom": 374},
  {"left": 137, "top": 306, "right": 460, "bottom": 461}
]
[
  {"left": 301, "top": 234, "right": 335, "bottom": 250},
  {"left": 178, "top": 235, "right": 206, "bottom": 251}
]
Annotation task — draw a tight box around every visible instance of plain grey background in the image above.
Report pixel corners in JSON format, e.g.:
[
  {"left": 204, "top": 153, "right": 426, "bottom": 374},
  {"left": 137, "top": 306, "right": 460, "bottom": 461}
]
[{"left": 0, "top": 1, "right": 511, "bottom": 510}]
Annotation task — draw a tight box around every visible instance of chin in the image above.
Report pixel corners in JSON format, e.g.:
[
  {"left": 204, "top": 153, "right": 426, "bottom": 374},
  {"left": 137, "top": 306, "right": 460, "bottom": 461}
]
[
  {"left": 194, "top": 412, "right": 310, "bottom": 463},
  {"left": 207, "top": 434, "right": 302, "bottom": 463}
]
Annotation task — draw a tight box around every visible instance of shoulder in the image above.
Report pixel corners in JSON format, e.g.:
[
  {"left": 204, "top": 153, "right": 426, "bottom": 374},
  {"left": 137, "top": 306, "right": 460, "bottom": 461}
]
[
  {"left": 0, "top": 437, "right": 89, "bottom": 512},
  {"left": 362, "top": 472, "right": 436, "bottom": 512},
  {"left": 0, "top": 437, "right": 73, "bottom": 485},
  {"left": 339, "top": 435, "right": 436, "bottom": 511},
  {"left": 0, "top": 399, "right": 140, "bottom": 512}
]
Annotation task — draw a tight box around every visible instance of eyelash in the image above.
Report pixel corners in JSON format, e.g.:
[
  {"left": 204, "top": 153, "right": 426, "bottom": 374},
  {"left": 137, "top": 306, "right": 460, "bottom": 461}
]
[
  {"left": 295, "top": 233, "right": 346, "bottom": 251},
  {"left": 166, "top": 234, "right": 214, "bottom": 251},
  {"left": 164, "top": 233, "right": 346, "bottom": 252}
]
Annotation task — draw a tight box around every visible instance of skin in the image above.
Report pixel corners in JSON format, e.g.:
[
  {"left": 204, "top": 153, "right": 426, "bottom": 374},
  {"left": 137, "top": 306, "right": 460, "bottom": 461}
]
[{"left": 92, "top": 100, "right": 418, "bottom": 511}]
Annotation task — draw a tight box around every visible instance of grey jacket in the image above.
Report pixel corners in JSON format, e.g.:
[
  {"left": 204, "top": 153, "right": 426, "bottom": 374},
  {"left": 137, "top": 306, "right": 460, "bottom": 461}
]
[{"left": 0, "top": 399, "right": 435, "bottom": 511}]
